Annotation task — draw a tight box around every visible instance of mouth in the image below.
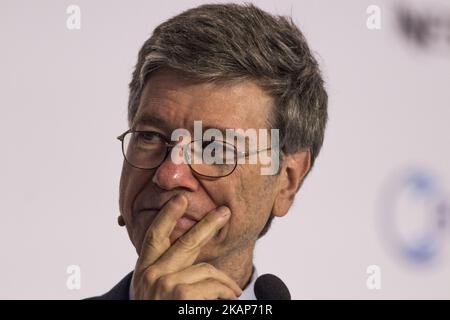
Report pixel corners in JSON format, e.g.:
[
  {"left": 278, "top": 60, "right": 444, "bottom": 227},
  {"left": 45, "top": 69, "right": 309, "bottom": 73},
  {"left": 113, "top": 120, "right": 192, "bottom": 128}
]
[{"left": 138, "top": 208, "right": 199, "bottom": 230}]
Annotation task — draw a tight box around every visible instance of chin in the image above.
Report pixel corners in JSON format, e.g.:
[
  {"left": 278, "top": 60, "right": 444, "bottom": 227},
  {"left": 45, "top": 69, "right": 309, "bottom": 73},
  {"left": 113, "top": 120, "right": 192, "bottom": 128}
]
[
  {"left": 194, "top": 249, "right": 222, "bottom": 264},
  {"left": 196, "top": 238, "right": 232, "bottom": 263}
]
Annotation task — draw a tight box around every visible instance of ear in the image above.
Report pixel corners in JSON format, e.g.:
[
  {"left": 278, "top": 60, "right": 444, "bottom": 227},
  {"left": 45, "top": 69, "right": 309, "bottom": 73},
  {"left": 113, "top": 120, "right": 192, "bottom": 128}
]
[{"left": 272, "top": 149, "right": 311, "bottom": 217}]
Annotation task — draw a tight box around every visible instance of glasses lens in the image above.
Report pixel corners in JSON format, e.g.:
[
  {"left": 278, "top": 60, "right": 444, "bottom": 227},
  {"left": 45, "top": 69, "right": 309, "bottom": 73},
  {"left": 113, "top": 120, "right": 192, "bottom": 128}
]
[
  {"left": 186, "top": 140, "right": 237, "bottom": 177},
  {"left": 122, "top": 131, "right": 167, "bottom": 169}
]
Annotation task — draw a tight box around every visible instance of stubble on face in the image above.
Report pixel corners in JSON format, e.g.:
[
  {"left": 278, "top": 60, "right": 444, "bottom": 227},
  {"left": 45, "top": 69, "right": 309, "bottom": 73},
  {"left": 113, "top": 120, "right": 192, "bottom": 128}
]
[{"left": 118, "top": 68, "right": 280, "bottom": 281}]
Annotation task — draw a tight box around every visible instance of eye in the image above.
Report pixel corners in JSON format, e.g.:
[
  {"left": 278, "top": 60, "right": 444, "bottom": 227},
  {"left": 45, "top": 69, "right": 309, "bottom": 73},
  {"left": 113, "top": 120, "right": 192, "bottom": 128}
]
[
  {"left": 135, "top": 131, "right": 164, "bottom": 145},
  {"left": 141, "top": 132, "right": 158, "bottom": 141}
]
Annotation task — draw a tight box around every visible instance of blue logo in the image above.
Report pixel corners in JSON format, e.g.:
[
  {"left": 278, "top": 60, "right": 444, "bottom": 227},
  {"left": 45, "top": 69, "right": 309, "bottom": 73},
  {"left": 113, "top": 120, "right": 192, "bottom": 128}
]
[{"left": 378, "top": 168, "right": 449, "bottom": 266}]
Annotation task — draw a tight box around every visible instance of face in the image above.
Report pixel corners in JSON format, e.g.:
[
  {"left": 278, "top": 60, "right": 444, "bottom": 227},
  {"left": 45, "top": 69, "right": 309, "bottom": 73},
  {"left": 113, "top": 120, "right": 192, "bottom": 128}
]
[{"left": 119, "top": 68, "right": 282, "bottom": 263}]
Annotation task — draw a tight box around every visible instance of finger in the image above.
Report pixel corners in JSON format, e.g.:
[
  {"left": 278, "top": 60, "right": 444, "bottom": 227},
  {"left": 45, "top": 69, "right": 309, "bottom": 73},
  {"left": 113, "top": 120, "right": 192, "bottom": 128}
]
[
  {"left": 137, "top": 193, "right": 188, "bottom": 270},
  {"left": 159, "top": 263, "right": 242, "bottom": 296},
  {"left": 173, "top": 279, "right": 238, "bottom": 300},
  {"left": 154, "top": 206, "right": 230, "bottom": 272}
]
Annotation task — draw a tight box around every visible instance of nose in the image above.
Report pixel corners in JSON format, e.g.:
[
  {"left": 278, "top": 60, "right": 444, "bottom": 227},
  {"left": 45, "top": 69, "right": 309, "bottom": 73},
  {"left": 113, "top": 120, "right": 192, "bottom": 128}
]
[{"left": 152, "top": 149, "right": 199, "bottom": 191}]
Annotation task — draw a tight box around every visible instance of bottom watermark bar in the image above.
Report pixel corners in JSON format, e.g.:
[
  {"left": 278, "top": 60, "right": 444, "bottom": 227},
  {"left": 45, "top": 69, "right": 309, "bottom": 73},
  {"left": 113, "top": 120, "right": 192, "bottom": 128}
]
[{"left": 0, "top": 300, "right": 448, "bottom": 319}]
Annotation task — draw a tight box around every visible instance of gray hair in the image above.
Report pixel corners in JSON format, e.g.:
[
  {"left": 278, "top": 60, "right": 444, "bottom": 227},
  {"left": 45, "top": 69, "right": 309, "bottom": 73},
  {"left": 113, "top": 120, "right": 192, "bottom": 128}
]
[{"left": 127, "top": 3, "right": 328, "bottom": 236}]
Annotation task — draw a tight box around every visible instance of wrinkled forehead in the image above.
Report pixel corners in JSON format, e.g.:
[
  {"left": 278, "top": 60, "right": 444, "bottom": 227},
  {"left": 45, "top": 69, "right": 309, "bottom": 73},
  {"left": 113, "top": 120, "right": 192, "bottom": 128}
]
[{"left": 132, "top": 69, "right": 274, "bottom": 135}]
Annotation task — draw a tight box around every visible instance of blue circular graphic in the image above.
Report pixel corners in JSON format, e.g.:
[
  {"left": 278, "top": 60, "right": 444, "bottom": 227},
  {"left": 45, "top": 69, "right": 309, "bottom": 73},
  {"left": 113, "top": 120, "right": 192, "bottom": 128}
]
[{"left": 378, "top": 168, "right": 449, "bottom": 265}]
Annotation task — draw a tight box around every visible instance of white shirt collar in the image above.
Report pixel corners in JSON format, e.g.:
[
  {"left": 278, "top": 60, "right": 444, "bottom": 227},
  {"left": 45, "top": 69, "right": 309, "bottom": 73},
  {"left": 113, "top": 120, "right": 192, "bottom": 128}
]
[
  {"left": 129, "top": 266, "right": 258, "bottom": 300},
  {"left": 239, "top": 266, "right": 258, "bottom": 300}
]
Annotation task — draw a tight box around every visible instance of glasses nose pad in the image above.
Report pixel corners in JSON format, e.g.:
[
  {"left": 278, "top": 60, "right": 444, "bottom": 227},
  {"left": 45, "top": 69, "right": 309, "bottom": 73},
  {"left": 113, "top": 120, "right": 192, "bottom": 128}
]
[
  {"left": 184, "top": 143, "right": 192, "bottom": 164},
  {"left": 168, "top": 141, "right": 192, "bottom": 166}
]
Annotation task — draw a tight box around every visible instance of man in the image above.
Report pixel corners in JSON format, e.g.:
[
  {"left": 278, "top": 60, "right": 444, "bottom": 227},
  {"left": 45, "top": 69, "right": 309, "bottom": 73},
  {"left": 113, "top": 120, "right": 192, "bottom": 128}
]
[{"left": 88, "top": 3, "right": 327, "bottom": 300}]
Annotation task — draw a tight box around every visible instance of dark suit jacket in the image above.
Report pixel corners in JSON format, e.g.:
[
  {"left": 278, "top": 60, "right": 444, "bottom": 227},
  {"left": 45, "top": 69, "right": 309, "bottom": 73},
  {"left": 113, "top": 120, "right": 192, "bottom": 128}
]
[
  {"left": 86, "top": 272, "right": 134, "bottom": 300},
  {"left": 86, "top": 271, "right": 290, "bottom": 300}
]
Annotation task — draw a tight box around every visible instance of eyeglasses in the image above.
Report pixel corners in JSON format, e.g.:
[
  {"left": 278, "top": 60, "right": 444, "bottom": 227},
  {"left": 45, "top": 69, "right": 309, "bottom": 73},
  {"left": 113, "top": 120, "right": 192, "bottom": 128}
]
[{"left": 117, "top": 129, "right": 273, "bottom": 178}]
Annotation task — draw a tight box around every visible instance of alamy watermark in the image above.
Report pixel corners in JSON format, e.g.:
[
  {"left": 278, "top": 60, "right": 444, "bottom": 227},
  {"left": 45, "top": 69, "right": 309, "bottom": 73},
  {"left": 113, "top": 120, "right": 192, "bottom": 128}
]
[{"left": 169, "top": 121, "right": 280, "bottom": 176}]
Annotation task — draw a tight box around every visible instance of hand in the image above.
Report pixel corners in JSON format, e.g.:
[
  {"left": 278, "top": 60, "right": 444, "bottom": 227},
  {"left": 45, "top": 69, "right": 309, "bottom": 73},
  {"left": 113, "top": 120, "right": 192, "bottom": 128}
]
[{"left": 132, "top": 194, "right": 243, "bottom": 300}]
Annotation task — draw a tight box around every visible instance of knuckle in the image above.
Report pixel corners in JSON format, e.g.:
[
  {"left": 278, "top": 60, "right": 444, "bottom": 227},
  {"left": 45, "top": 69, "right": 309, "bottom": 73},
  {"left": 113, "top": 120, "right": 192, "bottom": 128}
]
[
  {"left": 177, "top": 235, "right": 198, "bottom": 251},
  {"left": 173, "top": 284, "right": 190, "bottom": 300},
  {"left": 143, "top": 268, "right": 160, "bottom": 285},
  {"left": 155, "top": 274, "right": 173, "bottom": 292},
  {"left": 199, "top": 262, "right": 214, "bottom": 275},
  {"left": 144, "top": 230, "right": 167, "bottom": 249},
  {"left": 143, "top": 235, "right": 170, "bottom": 258}
]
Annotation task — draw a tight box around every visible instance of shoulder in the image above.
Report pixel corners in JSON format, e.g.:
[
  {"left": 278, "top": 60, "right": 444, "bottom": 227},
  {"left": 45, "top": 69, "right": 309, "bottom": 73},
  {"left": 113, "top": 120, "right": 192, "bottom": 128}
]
[{"left": 84, "top": 271, "right": 133, "bottom": 300}]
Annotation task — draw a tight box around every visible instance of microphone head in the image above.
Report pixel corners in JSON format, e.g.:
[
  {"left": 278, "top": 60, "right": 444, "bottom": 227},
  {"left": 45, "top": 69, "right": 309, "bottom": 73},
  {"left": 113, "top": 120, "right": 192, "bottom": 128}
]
[{"left": 254, "top": 274, "right": 291, "bottom": 300}]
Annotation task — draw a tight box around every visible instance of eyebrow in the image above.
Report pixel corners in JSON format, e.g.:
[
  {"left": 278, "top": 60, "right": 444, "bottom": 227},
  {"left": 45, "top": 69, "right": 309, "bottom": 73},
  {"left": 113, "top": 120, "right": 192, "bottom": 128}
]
[
  {"left": 132, "top": 113, "right": 172, "bottom": 132},
  {"left": 133, "top": 113, "right": 247, "bottom": 140}
]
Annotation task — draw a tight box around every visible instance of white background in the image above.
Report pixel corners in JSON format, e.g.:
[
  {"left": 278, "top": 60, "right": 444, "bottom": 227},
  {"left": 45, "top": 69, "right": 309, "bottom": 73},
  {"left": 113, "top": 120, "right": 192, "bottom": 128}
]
[{"left": 1, "top": 0, "right": 449, "bottom": 299}]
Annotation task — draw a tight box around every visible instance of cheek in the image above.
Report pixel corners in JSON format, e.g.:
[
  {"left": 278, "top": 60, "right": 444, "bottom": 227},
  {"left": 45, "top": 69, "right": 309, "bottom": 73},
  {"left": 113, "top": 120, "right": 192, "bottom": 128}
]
[
  {"left": 119, "top": 164, "right": 155, "bottom": 253},
  {"left": 221, "top": 201, "right": 266, "bottom": 250},
  {"left": 119, "top": 163, "right": 152, "bottom": 221},
  {"left": 230, "top": 196, "right": 265, "bottom": 234},
  {"left": 223, "top": 175, "right": 272, "bottom": 240}
]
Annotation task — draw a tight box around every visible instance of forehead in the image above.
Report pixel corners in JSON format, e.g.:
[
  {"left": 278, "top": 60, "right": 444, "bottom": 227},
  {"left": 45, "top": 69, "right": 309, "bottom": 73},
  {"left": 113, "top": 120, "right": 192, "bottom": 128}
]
[{"left": 132, "top": 69, "right": 273, "bottom": 133}]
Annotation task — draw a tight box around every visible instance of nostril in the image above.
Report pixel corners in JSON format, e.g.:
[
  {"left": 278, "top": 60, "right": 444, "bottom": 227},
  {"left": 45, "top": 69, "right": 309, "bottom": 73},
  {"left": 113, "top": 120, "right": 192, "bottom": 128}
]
[{"left": 151, "top": 156, "right": 199, "bottom": 192}]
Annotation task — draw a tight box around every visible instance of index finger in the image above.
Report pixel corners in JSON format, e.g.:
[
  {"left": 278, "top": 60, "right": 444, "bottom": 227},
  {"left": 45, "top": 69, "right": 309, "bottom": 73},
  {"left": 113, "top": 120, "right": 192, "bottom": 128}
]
[
  {"left": 153, "top": 206, "right": 231, "bottom": 273},
  {"left": 136, "top": 193, "right": 188, "bottom": 270}
]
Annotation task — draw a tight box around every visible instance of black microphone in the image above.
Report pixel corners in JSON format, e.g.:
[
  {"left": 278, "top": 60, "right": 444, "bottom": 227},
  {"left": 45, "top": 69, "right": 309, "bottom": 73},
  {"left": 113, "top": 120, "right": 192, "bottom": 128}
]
[{"left": 254, "top": 274, "right": 291, "bottom": 300}]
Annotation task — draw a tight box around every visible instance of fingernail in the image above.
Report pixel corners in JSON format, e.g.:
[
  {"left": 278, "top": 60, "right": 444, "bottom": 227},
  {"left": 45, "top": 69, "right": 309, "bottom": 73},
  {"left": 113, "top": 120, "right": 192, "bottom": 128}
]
[
  {"left": 216, "top": 206, "right": 230, "bottom": 217},
  {"left": 173, "top": 194, "right": 186, "bottom": 205}
]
